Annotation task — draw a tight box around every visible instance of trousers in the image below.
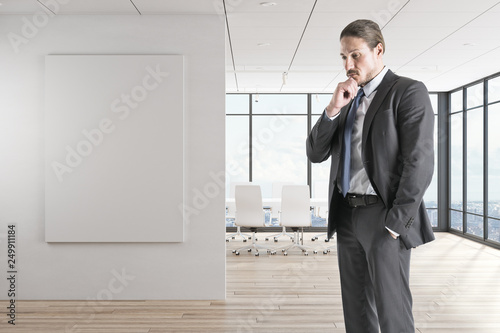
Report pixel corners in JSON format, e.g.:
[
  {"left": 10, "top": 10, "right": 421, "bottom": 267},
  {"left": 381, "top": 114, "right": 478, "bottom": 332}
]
[{"left": 336, "top": 197, "right": 414, "bottom": 333}]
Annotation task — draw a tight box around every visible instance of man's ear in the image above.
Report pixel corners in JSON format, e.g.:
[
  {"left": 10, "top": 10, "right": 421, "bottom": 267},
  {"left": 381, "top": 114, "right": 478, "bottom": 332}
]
[{"left": 376, "top": 42, "right": 384, "bottom": 56}]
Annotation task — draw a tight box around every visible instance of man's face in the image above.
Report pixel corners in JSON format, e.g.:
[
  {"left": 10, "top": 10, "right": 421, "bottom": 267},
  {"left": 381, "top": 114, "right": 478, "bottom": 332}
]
[{"left": 340, "top": 36, "right": 383, "bottom": 87}]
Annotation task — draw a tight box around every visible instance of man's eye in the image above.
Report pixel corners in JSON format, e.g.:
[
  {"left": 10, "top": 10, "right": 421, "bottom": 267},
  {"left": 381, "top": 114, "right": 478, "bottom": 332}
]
[{"left": 352, "top": 53, "right": 360, "bottom": 59}]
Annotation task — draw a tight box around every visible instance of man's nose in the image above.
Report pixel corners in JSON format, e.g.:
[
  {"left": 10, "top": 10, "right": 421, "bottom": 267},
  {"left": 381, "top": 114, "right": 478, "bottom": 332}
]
[{"left": 344, "top": 57, "right": 354, "bottom": 71}]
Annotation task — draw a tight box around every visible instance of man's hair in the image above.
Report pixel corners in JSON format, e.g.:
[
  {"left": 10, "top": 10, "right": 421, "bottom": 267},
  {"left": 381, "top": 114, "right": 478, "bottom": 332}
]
[{"left": 340, "top": 19, "right": 385, "bottom": 53}]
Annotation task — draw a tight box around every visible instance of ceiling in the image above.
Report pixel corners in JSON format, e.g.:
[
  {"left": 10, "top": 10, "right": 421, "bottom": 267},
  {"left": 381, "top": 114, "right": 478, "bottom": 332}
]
[{"left": 2, "top": 0, "right": 500, "bottom": 92}]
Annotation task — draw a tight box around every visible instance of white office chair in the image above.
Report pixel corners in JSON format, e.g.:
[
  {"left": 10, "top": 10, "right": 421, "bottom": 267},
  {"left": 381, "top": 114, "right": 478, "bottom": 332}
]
[
  {"left": 232, "top": 185, "right": 276, "bottom": 256},
  {"left": 265, "top": 182, "right": 295, "bottom": 242},
  {"left": 277, "top": 185, "right": 317, "bottom": 256},
  {"left": 226, "top": 182, "right": 252, "bottom": 242}
]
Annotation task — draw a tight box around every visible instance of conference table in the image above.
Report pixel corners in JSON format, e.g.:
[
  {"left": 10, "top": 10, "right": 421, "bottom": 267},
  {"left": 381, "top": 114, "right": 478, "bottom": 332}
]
[
  {"left": 225, "top": 197, "right": 328, "bottom": 207},
  {"left": 225, "top": 197, "right": 329, "bottom": 226},
  {"left": 226, "top": 197, "right": 329, "bottom": 246}
]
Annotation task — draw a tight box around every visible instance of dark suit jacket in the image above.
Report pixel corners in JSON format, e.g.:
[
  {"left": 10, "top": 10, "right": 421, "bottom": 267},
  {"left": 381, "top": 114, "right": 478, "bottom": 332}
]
[{"left": 307, "top": 69, "right": 435, "bottom": 249}]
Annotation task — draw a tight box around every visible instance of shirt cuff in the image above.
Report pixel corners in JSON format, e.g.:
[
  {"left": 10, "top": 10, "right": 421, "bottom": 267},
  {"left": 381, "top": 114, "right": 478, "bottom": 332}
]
[{"left": 323, "top": 108, "right": 341, "bottom": 121}]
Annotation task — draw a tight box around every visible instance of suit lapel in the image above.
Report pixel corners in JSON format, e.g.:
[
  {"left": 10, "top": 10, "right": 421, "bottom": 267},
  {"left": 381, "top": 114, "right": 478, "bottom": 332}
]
[{"left": 362, "top": 70, "right": 399, "bottom": 146}]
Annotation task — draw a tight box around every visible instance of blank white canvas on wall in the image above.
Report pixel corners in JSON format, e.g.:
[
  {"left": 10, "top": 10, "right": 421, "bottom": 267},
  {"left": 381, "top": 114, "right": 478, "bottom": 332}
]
[{"left": 44, "top": 55, "right": 184, "bottom": 242}]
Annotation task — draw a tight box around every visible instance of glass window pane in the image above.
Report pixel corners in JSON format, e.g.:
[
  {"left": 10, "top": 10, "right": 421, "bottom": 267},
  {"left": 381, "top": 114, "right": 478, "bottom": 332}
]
[
  {"left": 450, "top": 90, "right": 463, "bottom": 113},
  {"left": 310, "top": 114, "right": 330, "bottom": 227},
  {"left": 427, "top": 209, "right": 438, "bottom": 228},
  {"left": 311, "top": 160, "right": 330, "bottom": 227},
  {"left": 253, "top": 94, "right": 307, "bottom": 114},
  {"left": 451, "top": 210, "right": 463, "bottom": 231},
  {"left": 489, "top": 103, "right": 500, "bottom": 219},
  {"left": 226, "top": 94, "right": 249, "bottom": 114},
  {"left": 310, "top": 115, "right": 331, "bottom": 196},
  {"left": 466, "top": 108, "right": 483, "bottom": 217},
  {"left": 488, "top": 76, "right": 500, "bottom": 103},
  {"left": 488, "top": 218, "right": 500, "bottom": 243},
  {"left": 424, "top": 115, "right": 438, "bottom": 209},
  {"left": 226, "top": 116, "right": 249, "bottom": 196},
  {"left": 252, "top": 116, "right": 307, "bottom": 197},
  {"left": 450, "top": 113, "right": 463, "bottom": 211},
  {"left": 429, "top": 93, "right": 438, "bottom": 115},
  {"left": 311, "top": 161, "right": 330, "bottom": 199},
  {"left": 312, "top": 94, "right": 331, "bottom": 114},
  {"left": 467, "top": 213, "right": 483, "bottom": 237},
  {"left": 466, "top": 83, "right": 483, "bottom": 109}
]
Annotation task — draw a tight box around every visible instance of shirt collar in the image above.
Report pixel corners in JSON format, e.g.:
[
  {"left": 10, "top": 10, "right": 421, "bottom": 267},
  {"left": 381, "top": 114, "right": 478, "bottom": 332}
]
[{"left": 361, "top": 66, "right": 388, "bottom": 98}]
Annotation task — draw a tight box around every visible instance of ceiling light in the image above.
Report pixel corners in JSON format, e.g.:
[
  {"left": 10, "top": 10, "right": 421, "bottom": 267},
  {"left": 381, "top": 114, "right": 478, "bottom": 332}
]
[
  {"left": 463, "top": 43, "right": 477, "bottom": 47},
  {"left": 260, "top": 2, "right": 277, "bottom": 7},
  {"left": 258, "top": 43, "right": 271, "bottom": 47},
  {"left": 282, "top": 72, "right": 288, "bottom": 85}
]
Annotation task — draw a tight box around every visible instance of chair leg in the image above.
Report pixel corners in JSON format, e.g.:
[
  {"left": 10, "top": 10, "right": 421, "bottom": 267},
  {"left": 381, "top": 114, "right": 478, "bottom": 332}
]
[
  {"left": 233, "top": 230, "right": 276, "bottom": 256},
  {"left": 276, "top": 228, "right": 317, "bottom": 256},
  {"left": 226, "top": 226, "right": 251, "bottom": 242},
  {"left": 322, "top": 244, "right": 335, "bottom": 254},
  {"left": 310, "top": 232, "right": 330, "bottom": 242},
  {"left": 265, "top": 226, "right": 295, "bottom": 242},
  {"left": 321, "top": 235, "right": 336, "bottom": 254}
]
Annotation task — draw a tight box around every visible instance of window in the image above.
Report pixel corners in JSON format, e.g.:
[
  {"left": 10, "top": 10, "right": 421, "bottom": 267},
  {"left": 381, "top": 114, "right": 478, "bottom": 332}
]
[
  {"left": 488, "top": 76, "right": 500, "bottom": 103},
  {"left": 226, "top": 116, "right": 249, "bottom": 196},
  {"left": 425, "top": 94, "right": 439, "bottom": 227},
  {"left": 226, "top": 95, "right": 250, "bottom": 196},
  {"left": 311, "top": 95, "right": 332, "bottom": 200},
  {"left": 488, "top": 79, "right": 500, "bottom": 242},
  {"left": 226, "top": 94, "right": 311, "bottom": 226},
  {"left": 253, "top": 94, "right": 307, "bottom": 115},
  {"left": 226, "top": 73, "right": 500, "bottom": 249},
  {"left": 227, "top": 94, "right": 250, "bottom": 114},
  {"left": 467, "top": 83, "right": 483, "bottom": 109},
  {"left": 311, "top": 94, "right": 331, "bottom": 114},
  {"left": 450, "top": 111, "right": 463, "bottom": 229},
  {"left": 449, "top": 74, "right": 500, "bottom": 246},
  {"left": 450, "top": 90, "right": 464, "bottom": 231},
  {"left": 252, "top": 115, "right": 308, "bottom": 197},
  {"left": 466, "top": 107, "right": 483, "bottom": 236},
  {"left": 226, "top": 92, "right": 440, "bottom": 230},
  {"left": 451, "top": 89, "right": 463, "bottom": 113}
]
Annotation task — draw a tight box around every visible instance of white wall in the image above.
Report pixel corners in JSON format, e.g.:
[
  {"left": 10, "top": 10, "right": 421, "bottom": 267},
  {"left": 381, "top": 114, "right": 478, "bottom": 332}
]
[{"left": 0, "top": 15, "right": 226, "bottom": 300}]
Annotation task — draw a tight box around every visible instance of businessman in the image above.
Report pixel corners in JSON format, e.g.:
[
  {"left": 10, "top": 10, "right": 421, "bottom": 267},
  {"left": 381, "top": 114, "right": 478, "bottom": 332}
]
[{"left": 307, "top": 19, "right": 435, "bottom": 332}]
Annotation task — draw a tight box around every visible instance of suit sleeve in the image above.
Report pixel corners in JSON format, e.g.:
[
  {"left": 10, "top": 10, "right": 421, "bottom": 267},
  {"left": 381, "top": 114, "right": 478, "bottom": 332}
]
[
  {"left": 306, "top": 111, "right": 340, "bottom": 163},
  {"left": 384, "top": 81, "right": 435, "bottom": 237}
]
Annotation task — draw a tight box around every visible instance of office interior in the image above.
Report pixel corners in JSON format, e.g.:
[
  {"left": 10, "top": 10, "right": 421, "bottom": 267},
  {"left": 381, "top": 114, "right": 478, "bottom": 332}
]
[{"left": 0, "top": 0, "right": 499, "bottom": 332}]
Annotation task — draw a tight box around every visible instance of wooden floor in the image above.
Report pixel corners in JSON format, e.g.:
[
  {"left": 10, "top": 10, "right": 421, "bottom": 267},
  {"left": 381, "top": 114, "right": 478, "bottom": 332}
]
[{"left": 1, "top": 232, "right": 499, "bottom": 332}]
